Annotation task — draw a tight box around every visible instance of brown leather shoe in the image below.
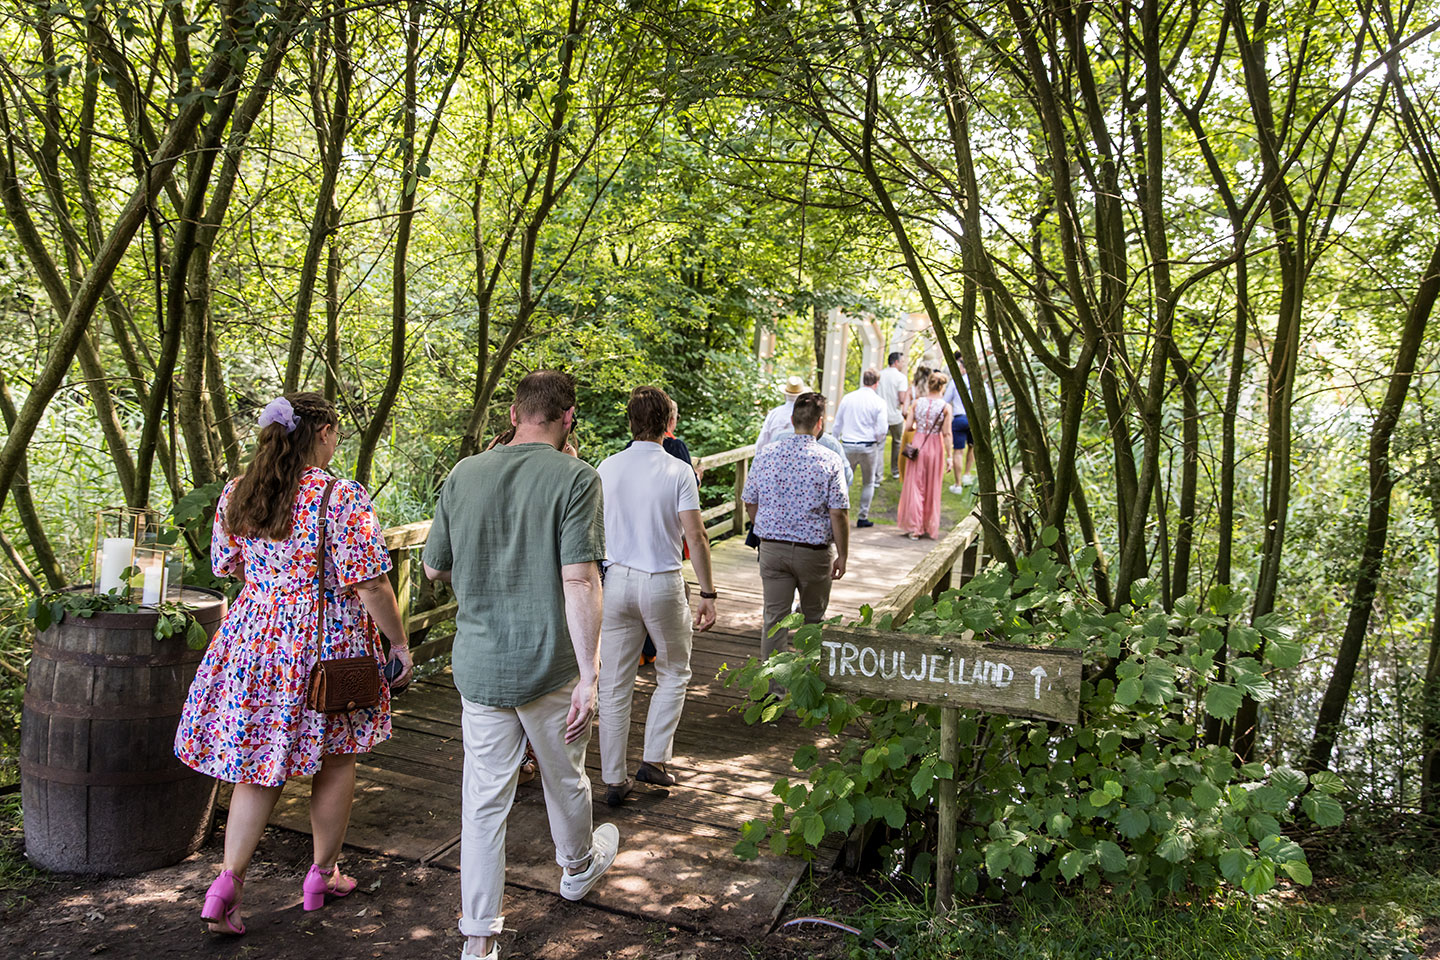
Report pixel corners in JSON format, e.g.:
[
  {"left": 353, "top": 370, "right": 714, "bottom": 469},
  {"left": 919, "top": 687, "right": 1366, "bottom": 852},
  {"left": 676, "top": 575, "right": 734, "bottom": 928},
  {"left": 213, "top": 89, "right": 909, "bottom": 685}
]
[
  {"left": 635, "top": 761, "right": 675, "bottom": 787},
  {"left": 605, "top": 779, "right": 634, "bottom": 806}
]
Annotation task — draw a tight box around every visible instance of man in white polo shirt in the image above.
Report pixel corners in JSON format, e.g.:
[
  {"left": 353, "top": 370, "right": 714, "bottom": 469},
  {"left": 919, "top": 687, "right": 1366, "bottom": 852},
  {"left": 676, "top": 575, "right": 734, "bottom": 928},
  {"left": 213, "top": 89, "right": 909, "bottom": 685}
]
[
  {"left": 596, "top": 386, "right": 719, "bottom": 806},
  {"left": 831, "top": 368, "right": 890, "bottom": 528}
]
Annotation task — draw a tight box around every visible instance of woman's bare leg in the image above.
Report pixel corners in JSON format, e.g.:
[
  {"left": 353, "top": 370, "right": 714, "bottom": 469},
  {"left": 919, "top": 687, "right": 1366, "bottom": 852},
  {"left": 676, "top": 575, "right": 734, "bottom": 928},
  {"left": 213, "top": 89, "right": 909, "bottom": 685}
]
[
  {"left": 223, "top": 783, "right": 285, "bottom": 881},
  {"left": 309, "top": 753, "right": 357, "bottom": 870}
]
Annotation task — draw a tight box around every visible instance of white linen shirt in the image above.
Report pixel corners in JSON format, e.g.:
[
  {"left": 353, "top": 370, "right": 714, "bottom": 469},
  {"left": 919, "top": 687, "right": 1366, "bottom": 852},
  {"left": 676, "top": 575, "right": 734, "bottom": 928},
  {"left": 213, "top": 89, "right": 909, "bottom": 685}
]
[
  {"left": 877, "top": 367, "right": 908, "bottom": 425},
  {"left": 755, "top": 398, "right": 797, "bottom": 450},
  {"left": 596, "top": 441, "right": 701, "bottom": 573},
  {"left": 832, "top": 386, "right": 889, "bottom": 444}
]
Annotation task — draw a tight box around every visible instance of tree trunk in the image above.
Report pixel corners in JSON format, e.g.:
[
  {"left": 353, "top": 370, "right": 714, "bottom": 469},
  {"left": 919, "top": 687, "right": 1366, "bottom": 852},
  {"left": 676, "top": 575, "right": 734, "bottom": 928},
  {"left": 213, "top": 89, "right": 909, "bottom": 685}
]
[
  {"left": 0, "top": 372, "right": 64, "bottom": 589},
  {"left": 356, "top": 2, "right": 422, "bottom": 486},
  {"left": 285, "top": 0, "right": 351, "bottom": 393},
  {"left": 0, "top": 36, "right": 237, "bottom": 516},
  {"left": 1304, "top": 237, "right": 1439, "bottom": 774}
]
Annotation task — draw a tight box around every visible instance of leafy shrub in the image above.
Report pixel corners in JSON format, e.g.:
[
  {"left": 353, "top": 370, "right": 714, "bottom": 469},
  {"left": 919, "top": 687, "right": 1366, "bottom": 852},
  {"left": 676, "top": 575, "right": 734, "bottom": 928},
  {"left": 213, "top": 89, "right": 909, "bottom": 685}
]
[{"left": 728, "top": 538, "right": 1345, "bottom": 898}]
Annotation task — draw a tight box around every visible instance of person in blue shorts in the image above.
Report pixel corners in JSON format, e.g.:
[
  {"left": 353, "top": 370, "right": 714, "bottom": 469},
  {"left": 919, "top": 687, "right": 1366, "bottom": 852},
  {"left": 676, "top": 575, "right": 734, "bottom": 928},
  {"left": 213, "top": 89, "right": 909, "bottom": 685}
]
[{"left": 940, "top": 366, "right": 976, "bottom": 493}]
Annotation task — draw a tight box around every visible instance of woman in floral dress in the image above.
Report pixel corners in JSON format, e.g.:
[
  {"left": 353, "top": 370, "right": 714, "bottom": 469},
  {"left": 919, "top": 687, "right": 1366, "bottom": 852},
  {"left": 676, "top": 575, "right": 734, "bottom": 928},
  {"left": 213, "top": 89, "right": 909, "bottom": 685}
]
[
  {"left": 896, "top": 372, "right": 954, "bottom": 540},
  {"left": 175, "top": 392, "right": 413, "bottom": 935}
]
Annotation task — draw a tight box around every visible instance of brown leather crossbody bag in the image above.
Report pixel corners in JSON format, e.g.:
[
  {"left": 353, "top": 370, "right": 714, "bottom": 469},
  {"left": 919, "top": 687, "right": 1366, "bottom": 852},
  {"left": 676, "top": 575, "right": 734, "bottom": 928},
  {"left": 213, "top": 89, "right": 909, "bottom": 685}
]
[
  {"left": 305, "top": 478, "right": 382, "bottom": 714},
  {"left": 902, "top": 405, "right": 946, "bottom": 460}
]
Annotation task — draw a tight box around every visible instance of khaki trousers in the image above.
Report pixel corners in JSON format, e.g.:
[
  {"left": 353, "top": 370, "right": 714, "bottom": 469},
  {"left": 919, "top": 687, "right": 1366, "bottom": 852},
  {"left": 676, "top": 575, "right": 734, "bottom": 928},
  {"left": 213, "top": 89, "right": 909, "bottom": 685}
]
[
  {"left": 458, "top": 688, "right": 593, "bottom": 937},
  {"left": 758, "top": 540, "right": 835, "bottom": 658},
  {"left": 597, "top": 565, "right": 694, "bottom": 784},
  {"left": 887, "top": 422, "right": 903, "bottom": 473}
]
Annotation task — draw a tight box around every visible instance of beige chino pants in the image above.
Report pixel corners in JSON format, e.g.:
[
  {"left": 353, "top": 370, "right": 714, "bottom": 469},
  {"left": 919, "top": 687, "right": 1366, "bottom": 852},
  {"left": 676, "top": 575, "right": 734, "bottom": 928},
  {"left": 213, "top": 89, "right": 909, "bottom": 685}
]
[
  {"left": 597, "top": 565, "right": 694, "bottom": 785},
  {"left": 458, "top": 687, "right": 593, "bottom": 937},
  {"left": 757, "top": 540, "right": 835, "bottom": 658}
]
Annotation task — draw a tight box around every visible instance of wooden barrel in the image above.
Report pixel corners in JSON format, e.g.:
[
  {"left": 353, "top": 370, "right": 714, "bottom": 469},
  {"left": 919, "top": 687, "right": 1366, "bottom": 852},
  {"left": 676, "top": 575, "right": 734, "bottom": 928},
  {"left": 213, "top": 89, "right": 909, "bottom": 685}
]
[{"left": 20, "top": 587, "right": 227, "bottom": 875}]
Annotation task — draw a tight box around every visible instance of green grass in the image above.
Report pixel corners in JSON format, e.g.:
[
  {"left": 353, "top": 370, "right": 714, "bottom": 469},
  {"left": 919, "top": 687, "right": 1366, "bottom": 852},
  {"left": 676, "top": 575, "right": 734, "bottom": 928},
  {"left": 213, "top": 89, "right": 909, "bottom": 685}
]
[
  {"left": 852, "top": 886, "right": 1432, "bottom": 959},
  {"left": 0, "top": 791, "right": 41, "bottom": 899},
  {"left": 782, "top": 820, "right": 1440, "bottom": 960},
  {"left": 783, "top": 875, "right": 1436, "bottom": 960},
  {"left": 847, "top": 445, "right": 977, "bottom": 532}
]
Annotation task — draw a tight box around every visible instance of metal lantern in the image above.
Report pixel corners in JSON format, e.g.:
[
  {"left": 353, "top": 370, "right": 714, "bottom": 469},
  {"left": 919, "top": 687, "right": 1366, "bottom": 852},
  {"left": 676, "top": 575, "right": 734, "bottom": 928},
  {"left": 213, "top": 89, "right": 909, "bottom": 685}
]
[{"left": 91, "top": 507, "right": 167, "bottom": 599}]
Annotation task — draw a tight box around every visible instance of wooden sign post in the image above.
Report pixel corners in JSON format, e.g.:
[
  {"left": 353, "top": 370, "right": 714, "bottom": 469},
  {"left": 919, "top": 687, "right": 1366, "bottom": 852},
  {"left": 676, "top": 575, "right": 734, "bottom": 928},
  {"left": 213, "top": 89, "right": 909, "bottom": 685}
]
[{"left": 820, "top": 626, "right": 1083, "bottom": 911}]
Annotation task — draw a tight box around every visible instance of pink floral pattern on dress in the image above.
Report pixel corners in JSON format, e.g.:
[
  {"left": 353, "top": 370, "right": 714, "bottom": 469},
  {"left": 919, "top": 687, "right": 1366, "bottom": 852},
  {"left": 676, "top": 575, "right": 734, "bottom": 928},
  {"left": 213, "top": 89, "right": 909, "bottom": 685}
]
[{"left": 174, "top": 467, "right": 394, "bottom": 787}]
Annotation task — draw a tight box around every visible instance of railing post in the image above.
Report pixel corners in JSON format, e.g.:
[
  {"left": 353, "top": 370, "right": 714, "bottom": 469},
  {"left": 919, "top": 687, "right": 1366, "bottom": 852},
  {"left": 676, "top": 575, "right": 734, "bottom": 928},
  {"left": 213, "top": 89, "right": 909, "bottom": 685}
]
[
  {"left": 931, "top": 567, "right": 952, "bottom": 601},
  {"left": 391, "top": 546, "right": 412, "bottom": 630},
  {"left": 960, "top": 539, "right": 979, "bottom": 585},
  {"left": 732, "top": 457, "right": 748, "bottom": 535},
  {"left": 936, "top": 706, "right": 959, "bottom": 912}
]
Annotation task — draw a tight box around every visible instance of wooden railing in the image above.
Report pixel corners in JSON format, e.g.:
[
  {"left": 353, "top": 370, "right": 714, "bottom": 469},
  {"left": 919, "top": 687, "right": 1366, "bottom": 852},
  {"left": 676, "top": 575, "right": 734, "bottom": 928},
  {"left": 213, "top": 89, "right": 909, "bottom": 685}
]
[
  {"left": 378, "top": 442, "right": 759, "bottom": 664},
  {"left": 694, "top": 443, "right": 756, "bottom": 540}
]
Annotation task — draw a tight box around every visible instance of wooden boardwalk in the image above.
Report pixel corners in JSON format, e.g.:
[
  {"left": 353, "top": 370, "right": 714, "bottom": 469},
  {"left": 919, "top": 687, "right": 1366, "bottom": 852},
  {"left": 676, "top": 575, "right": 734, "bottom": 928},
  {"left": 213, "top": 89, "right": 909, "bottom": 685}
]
[{"left": 253, "top": 525, "right": 933, "bottom": 937}]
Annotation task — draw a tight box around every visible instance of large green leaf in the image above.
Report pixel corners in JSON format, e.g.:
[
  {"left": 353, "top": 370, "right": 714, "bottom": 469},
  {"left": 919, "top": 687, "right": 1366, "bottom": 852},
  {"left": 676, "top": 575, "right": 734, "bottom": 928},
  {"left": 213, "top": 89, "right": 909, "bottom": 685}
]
[
  {"left": 1204, "top": 682, "right": 1242, "bottom": 720},
  {"left": 1095, "top": 840, "right": 1128, "bottom": 874},
  {"left": 1115, "top": 807, "right": 1149, "bottom": 839},
  {"left": 1302, "top": 792, "right": 1344, "bottom": 828},
  {"left": 1241, "top": 858, "right": 1277, "bottom": 896},
  {"left": 1058, "top": 849, "right": 1091, "bottom": 881}
]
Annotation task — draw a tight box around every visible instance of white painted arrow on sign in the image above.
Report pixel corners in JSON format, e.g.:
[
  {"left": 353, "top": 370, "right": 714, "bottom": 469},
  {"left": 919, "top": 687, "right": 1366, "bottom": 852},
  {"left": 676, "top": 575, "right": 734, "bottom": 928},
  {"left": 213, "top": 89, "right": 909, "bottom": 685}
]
[{"left": 1031, "top": 665, "right": 1048, "bottom": 699}]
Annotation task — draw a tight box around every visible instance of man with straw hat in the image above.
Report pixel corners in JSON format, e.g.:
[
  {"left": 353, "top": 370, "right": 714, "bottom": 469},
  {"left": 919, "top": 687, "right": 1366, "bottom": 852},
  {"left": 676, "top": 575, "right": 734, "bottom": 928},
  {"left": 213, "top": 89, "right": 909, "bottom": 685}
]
[{"left": 755, "top": 375, "right": 813, "bottom": 451}]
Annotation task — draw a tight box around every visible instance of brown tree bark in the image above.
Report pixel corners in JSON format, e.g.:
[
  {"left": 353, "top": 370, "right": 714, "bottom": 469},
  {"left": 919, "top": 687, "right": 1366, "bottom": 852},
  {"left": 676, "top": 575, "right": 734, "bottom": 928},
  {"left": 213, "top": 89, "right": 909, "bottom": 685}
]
[
  {"left": 1304, "top": 221, "right": 1440, "bottom": 776},
  {"left": 0, "top": 372, "right": 64, "bottom": 589},
  {"left": 0, "top": 23, "right": 239, "bottom": 517},
  {"left": 285, "top": 0, "right": 352, "bottom": 393},
  {"left": 357, "top": 4, "right": 471, "bottom": 484}
]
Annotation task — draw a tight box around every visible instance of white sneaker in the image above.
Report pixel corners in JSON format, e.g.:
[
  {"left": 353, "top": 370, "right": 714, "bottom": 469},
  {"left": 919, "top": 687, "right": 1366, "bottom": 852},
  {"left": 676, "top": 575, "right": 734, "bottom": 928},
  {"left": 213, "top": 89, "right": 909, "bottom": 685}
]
[
  {"left": 948, "top": 484, "right": 964, "bottom": 495},
  {"left": 559, "top": 823, "right": 619, "bottom": 901}
]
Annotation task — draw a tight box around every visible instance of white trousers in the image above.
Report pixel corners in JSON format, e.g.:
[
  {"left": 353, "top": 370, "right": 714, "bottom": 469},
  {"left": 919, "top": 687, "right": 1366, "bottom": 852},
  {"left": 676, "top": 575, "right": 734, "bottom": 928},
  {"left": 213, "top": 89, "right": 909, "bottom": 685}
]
[
  {"left": 597, "top": 565, "right": 694, "bottom": 785},
  {"left": 458, "top": 687, "right": 592, "bottom": 937}
]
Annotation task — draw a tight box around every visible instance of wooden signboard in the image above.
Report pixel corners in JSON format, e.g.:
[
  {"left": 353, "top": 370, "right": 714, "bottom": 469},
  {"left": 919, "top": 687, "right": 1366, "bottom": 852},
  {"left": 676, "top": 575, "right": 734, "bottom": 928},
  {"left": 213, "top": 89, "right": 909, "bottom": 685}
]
[
  {"left": 820, "top": 625, "right": 1083, "bottom": 913},
  {"left": 820, "top": 626, "right": 1082, "bottom": 724}
]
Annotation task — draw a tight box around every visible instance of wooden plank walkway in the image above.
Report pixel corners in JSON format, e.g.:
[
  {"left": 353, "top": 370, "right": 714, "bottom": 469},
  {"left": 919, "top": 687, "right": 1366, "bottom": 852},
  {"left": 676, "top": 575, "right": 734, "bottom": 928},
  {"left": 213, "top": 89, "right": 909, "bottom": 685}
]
[{"left": 250, "top": 525, "right": 933, "bottom": 937}]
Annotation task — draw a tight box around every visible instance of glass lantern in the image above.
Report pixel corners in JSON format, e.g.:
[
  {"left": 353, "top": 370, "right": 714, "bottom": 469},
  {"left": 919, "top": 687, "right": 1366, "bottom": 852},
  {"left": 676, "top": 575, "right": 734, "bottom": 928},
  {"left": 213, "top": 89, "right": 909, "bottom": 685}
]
[{"left": 91, "top": 506, "right": 166, "bottom": 599}]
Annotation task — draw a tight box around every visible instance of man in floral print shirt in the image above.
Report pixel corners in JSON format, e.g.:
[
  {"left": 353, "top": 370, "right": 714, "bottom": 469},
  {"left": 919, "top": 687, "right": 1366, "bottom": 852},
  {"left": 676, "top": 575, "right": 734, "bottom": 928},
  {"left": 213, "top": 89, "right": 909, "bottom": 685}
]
[{"left": 743, "top": 392, "right": 850, "bottom": 659}]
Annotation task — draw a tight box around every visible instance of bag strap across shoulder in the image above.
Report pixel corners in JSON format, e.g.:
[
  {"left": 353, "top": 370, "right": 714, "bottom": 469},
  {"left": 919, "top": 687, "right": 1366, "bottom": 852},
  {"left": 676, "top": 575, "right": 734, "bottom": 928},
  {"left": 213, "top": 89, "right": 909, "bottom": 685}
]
[{"left": 316, "top": 477, "right": 337, "bottom": 650}]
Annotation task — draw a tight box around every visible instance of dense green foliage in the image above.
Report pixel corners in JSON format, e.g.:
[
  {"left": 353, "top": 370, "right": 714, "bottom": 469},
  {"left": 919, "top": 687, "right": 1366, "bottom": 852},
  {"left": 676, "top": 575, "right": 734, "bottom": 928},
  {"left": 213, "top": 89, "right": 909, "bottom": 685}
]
[
  {"left": 731, "top": 539, "right": 1346, "bottom": 896},
  {"left": 0, "top": 1, "right": 1434, "bottom": 934}
]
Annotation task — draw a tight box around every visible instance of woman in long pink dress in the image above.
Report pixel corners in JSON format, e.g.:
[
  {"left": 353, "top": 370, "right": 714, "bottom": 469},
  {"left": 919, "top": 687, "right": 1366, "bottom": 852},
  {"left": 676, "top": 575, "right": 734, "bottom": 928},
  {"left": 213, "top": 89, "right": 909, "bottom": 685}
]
[
  {"left": 174, "top": 392, "right": 413, "bottom": 935},
  {"left": 896, "top": 373, "right": 954, "bottom": 540}
]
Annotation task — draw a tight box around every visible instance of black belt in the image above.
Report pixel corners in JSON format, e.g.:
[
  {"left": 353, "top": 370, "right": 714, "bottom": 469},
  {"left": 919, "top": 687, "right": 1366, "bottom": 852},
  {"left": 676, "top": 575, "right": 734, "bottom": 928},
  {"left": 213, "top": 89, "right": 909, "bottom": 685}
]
[{"left": 760, "top": 538, "right": 830, "bottom": 551}]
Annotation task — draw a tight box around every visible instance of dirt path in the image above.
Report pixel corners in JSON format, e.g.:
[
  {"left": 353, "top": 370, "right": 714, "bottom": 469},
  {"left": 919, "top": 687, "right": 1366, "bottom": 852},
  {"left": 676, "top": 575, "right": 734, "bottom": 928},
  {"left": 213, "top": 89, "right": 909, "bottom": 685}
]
[{"left": 0, "top": 826, "right": 846, "bottom": 960}]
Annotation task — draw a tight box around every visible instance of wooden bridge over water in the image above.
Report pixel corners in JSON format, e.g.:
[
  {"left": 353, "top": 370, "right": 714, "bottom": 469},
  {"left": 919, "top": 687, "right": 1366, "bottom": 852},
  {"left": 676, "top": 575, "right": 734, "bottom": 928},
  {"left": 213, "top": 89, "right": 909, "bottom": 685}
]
[{"left": 247, "top": 444, "right": 1001, "bottom": 937}]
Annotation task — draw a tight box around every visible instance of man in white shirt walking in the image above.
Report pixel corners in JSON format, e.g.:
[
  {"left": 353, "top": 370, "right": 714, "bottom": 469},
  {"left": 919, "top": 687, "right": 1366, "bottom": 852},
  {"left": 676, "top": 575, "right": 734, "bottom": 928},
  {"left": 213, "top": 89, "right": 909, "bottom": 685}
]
[
  {"left": 877, "top": 352, "right": 910, "bottom": 480},
  {"left": 831, "top": 368, "right": 889, "bottom": 528},
  {"left": 755, "top": 375, "right": 810, "bottom": 451},
  {"left": 596, "top": 387, "right": 719, "bottom": 807}
]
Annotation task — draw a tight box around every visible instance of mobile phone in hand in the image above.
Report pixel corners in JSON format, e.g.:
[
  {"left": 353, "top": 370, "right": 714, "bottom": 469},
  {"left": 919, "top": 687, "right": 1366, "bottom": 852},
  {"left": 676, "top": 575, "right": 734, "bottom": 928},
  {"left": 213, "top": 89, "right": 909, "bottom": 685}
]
[{"left": 383, "top": 655, "right": 408, "bottom": 692}]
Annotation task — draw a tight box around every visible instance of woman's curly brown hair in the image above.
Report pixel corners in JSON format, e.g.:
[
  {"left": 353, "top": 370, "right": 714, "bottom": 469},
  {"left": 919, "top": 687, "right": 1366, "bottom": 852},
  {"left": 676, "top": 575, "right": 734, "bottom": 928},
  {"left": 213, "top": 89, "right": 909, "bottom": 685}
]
[{"left": 226, "top": 392, "right": 339, "bottom": 541}]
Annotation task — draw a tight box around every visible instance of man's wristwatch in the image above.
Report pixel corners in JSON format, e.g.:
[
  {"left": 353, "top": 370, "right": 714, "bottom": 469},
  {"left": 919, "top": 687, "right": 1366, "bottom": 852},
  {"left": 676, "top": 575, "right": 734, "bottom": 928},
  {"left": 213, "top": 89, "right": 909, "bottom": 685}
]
[{"left": 699, "top": 589, "right": 718, "bottom": 600}]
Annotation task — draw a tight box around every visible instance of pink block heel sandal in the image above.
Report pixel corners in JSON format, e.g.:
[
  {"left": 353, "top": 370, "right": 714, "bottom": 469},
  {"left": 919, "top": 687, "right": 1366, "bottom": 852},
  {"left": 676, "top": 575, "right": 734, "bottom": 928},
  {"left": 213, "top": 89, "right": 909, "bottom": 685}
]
[
  {"left": 303, "top": 863, "right": 357, "bottom": 911},
  {"left": 200, "top": 868, "right": 245, "bottom": 935}
]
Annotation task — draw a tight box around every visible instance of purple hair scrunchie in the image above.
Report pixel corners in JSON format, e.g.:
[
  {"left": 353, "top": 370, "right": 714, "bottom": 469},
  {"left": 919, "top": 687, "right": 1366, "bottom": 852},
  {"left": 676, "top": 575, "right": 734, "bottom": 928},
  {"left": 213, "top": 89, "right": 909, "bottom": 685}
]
[{"left": 258, "top": 397, "right": 299, "bottom": 434}]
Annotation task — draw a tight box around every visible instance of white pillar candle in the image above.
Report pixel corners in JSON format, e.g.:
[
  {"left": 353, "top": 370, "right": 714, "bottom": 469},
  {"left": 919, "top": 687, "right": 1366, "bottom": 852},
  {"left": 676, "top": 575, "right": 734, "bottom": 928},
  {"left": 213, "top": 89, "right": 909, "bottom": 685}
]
[
  {"left": 141, "top": 562, "right": 164, "bottom": 605},
  {"left": 98, "top": 538, "right": 134, "bottom": 595}
]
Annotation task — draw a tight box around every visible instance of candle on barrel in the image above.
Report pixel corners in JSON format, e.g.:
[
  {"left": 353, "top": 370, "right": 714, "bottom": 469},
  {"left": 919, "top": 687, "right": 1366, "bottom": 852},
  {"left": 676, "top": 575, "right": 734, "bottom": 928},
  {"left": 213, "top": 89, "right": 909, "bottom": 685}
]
[
  {"left": 135, "top": 545, "right": 168, "bottom": 605},
  {"left": 97, "top": 538, "right": 134, "bottom": 595}
]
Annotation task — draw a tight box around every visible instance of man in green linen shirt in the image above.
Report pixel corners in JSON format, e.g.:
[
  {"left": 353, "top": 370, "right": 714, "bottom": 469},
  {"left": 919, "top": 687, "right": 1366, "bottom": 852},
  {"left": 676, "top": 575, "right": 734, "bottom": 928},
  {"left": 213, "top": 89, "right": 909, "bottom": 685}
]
[{"left": 423, "top": 370, "right": 619, "bottom": 960}]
